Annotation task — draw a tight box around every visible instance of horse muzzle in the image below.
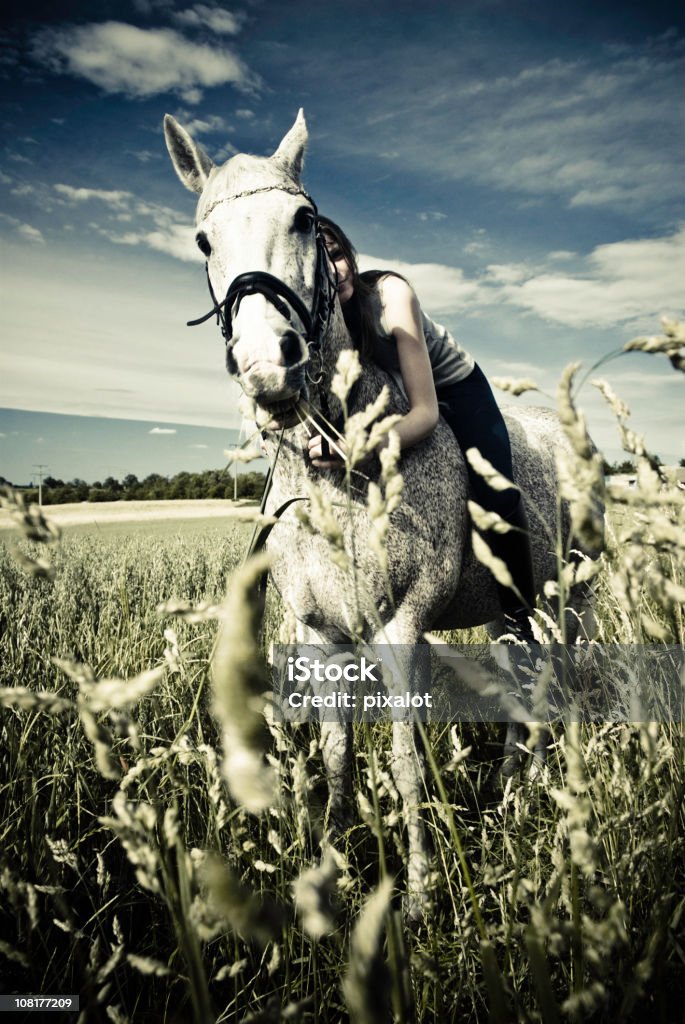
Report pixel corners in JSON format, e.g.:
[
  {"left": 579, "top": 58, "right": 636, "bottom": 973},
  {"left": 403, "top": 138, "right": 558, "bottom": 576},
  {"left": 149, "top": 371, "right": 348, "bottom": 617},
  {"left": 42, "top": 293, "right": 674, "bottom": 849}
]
[{"left": 233, "top": 343, "right": 306, "bottom": 429}]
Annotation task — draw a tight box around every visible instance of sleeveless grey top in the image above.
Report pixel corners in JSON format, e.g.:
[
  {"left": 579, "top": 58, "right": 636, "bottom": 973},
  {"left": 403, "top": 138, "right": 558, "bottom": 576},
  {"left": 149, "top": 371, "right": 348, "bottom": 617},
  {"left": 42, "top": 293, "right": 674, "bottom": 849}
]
[{"left": 367, "top": 281, "right": 474, "bottom": 396}]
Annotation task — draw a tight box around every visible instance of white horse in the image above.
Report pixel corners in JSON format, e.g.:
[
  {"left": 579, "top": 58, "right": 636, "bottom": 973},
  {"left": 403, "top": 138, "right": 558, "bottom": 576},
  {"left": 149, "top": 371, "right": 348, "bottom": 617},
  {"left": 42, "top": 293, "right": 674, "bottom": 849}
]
[{"left": 164, "top": 110, "right": 592, "bottom": 917}]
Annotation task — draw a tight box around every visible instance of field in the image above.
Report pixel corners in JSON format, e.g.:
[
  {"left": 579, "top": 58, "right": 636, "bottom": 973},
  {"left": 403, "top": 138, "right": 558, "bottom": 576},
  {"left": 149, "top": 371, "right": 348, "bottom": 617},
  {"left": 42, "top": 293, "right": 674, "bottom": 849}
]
[{"left": 1, "top": 411, "right": 684, "bottom": 1023}]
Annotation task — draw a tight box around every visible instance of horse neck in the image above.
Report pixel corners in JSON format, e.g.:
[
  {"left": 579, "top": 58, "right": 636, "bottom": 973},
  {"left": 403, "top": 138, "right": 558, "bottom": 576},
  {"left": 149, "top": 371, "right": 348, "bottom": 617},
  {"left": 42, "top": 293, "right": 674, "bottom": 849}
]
[{"left": 313, "top": 302, "right": 355, "bottom": 424}]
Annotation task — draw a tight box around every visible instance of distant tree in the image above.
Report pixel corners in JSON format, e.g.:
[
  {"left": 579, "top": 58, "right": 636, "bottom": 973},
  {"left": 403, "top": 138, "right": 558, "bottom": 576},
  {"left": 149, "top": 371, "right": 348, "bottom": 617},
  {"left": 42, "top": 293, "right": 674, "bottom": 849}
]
[
  {"left": 679, "top": 458, "right": 685, "bottom": 468},
  {"left": 88, "top": 487, "right": 110, "bottom": 502},
  {"left": 69, "top": 479, "right": 89, "bottom": 502},
  {"left": 207, "top": 481, "right": 228, "bottom": 499},
  {"left": 66, "top": 467, "right": 267, "bottom": 503},
  {"left": 238, "top": 472, "right": 266, "bottom": 500},
  {"left": 55, "top": 485, "right": 79, "bottom": 504},
  {"left": 603, "top": 459, "right": 636, "bottom": 476},
  {"left": 169, "top": 471, "right": 192, "bottom": 500},
  {"left": 103, "top": 476, "right": 122, "bottom": 496},
  {"left": 140, "top": 473, "right": 168, "bottom": 499}
]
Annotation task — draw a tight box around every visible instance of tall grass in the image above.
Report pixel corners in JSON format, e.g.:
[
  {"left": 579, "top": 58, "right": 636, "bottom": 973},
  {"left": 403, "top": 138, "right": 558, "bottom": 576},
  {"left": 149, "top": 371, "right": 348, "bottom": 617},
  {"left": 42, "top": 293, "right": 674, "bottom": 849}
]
[{"left": 1, "top": 324, "right": 684, "bottom": 1023}]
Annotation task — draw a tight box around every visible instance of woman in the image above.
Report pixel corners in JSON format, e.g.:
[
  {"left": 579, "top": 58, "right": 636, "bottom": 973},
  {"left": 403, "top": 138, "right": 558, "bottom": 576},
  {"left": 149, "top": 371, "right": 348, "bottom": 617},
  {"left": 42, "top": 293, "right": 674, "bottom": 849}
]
[{"left": 308, "top": 216, "right": 536, "bottom": 642}]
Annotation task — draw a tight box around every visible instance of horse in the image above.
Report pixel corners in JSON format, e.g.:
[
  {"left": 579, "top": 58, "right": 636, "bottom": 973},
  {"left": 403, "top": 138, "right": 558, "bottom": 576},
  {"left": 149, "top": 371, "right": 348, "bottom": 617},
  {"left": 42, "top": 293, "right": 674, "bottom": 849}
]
[{"left": 164, "top": 109, "right": 593, "bottom": 919}]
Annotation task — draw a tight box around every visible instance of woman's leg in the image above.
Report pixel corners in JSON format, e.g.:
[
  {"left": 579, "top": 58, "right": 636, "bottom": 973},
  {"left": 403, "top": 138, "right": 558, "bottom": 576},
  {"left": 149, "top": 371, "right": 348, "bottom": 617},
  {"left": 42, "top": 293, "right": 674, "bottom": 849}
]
[{"left": 437, "top": 364, "right": 536, "bottom": 632}]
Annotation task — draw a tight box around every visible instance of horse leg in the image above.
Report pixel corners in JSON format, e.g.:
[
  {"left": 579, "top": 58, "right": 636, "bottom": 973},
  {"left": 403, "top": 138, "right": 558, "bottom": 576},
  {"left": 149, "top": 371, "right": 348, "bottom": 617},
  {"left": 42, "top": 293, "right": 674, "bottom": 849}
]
[
  {"left": 295, "top": 622, "right": 354, "bottom": 842},
  {"left": 320, "top": 719, "right": 353, "bottom": 839},
  {"left": 373, "top": 615, "right": 431, "bottom": 923}
]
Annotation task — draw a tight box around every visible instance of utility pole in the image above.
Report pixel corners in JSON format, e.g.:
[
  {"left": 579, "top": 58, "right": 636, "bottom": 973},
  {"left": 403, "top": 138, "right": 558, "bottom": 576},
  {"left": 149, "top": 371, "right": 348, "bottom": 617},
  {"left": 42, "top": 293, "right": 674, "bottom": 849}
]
[
  {"left": 33, "top": 464, "right": 49, "bottom": 507},
  {"left": 227, "top": 445, "right": 238, "bottom": 501}
]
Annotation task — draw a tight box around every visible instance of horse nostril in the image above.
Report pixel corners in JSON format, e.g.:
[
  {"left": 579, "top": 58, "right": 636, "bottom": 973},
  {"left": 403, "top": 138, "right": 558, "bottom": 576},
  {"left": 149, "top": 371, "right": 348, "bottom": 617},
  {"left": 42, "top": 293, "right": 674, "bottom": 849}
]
[{"left": 279, "top": 330, "right": 302, "bottom": 366}]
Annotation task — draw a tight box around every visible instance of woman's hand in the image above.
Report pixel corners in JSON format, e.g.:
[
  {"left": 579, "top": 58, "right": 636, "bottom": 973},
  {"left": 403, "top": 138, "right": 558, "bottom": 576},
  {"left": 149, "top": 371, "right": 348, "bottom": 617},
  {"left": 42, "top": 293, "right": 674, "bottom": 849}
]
[{"left": 307, "top": 433, "right": 347, "bottom": 469}]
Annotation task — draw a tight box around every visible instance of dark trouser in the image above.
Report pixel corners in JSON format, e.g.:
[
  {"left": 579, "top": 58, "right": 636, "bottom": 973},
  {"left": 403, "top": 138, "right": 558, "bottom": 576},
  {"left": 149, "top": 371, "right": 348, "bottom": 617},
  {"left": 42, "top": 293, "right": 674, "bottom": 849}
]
[{"left": 437, "top": 364, "right": 536, "bottom": 615}]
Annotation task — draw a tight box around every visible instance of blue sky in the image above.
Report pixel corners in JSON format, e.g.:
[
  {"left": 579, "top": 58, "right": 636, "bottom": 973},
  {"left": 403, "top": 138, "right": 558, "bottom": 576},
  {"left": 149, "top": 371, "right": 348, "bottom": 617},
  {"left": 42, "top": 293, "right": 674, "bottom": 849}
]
[{"left": 1, "top": 0, "right": 683, "bottom": 484}]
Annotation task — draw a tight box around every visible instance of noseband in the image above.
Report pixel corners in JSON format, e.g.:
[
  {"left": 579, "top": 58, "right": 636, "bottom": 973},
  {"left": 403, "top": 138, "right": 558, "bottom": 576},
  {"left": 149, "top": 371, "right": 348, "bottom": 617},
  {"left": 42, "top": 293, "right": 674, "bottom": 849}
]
[{"left": 186, "top": 185, "right": 337, "bottom": 380}]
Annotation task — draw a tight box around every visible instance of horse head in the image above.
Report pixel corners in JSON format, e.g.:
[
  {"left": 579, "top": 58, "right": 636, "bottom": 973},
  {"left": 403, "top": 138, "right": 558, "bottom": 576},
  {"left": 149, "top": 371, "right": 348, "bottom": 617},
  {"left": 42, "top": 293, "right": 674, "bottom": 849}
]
[{"left": 164, "top": 110, "right": 336, "bottom": 426}]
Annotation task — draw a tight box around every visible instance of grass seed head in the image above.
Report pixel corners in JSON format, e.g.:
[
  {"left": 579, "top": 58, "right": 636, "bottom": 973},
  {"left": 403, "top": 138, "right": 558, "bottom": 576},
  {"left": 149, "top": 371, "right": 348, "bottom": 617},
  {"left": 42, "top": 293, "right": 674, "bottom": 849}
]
[
  {"left": 292, "top": 849, "right": 340, "bottom": 939},
  {"left": 466, "top": 447, "right": 519, "bottom": 493},
  {"left": 331, "top": 348, "right": 362, "bottom": 404},
  {"left": 341, "top": 877, "right": 393, "bottom": 1024},
  {"left": 211, "top": 552, "right": 279, "bottom": 814},
  {"left": 491, "top": 376, "right": 540, "bottom": 396}
]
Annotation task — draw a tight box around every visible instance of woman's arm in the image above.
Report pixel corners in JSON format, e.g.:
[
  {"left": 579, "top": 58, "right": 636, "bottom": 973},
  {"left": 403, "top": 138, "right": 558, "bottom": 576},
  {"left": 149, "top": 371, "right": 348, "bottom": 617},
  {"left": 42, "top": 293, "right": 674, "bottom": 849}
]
[
  {"left": 377, "top": 274, "right": 439, "bottom": 448},
  {"left": 308, "top": 275, "right": 439, "bottom": 467}
]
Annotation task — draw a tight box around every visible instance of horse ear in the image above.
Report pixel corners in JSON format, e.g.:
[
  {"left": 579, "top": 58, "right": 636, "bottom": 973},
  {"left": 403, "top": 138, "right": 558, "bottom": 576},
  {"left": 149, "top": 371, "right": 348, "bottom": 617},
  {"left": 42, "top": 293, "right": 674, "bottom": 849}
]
[
  {"left": 164, "top": 114, "right": 214, "bottom": 194},
  {"left": 271, "top": 109, "right": 308, "bottom": 180}
]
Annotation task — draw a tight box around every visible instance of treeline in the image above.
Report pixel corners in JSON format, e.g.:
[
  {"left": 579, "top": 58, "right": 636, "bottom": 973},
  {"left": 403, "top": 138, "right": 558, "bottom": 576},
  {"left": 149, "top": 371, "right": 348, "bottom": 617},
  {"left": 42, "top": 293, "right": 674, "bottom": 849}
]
[
  {"left": 2, "top": 470, "right": 266, "bottom": 505},
  {"left": 603, "top": 457, "right": 685, "bottom": 475},
  {"left": 603, "top": 459, "right": 638, "bottom": 475}
]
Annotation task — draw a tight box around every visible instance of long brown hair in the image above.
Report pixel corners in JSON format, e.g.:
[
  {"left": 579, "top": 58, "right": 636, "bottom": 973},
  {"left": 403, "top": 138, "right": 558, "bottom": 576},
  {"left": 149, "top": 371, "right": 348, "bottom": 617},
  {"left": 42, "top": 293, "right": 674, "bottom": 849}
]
[{"left": 317, "top": 215, "right": 394, "bottom": 364}]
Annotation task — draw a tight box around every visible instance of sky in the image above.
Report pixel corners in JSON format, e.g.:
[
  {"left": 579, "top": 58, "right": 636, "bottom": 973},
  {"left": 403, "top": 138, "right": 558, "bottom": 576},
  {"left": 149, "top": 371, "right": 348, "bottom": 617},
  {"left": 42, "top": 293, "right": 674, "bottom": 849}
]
[{"left": 1, "top": 0, "right": 683, "bottom": 485}]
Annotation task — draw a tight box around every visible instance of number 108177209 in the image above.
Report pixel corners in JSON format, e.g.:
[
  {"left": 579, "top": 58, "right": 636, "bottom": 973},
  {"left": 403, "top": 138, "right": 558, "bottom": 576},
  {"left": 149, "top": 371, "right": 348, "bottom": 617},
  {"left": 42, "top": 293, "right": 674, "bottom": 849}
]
[{"left": 0, "top": 995, "right": 79, "bottom": 1012}]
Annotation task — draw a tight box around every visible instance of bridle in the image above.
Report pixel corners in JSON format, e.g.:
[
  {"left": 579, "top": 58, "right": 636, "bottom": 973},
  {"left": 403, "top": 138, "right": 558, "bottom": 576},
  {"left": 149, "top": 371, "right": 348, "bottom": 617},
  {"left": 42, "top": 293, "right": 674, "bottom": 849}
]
[{"left": 186, "top": 184, "right": 338, "bottom": 386}]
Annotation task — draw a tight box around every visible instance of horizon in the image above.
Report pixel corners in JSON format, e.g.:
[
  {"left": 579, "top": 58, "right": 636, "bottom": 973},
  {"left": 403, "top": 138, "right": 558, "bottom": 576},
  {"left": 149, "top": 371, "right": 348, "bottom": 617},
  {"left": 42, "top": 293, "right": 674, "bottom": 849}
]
[
  {"left": 0, "top": 407, "right": 265, "bottom": 487},
  {"left": 1, "top": 0, "right": 683, "bottom": 479}
]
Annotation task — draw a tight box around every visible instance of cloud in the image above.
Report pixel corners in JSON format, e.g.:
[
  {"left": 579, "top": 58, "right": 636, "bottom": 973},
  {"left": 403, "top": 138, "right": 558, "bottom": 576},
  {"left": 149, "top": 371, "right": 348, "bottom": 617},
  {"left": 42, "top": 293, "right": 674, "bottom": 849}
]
[
  {"left": 172, "top": 5, "right": 243, "bottom": 35},
  {"left": 51, "top": 180, "right": 202, "bottom": 264},
  {"left": 149, "top": 427, "right": 177, "bottom": 435},
  {"left": 358, "top": 253, "right": 482, "bottom": 314},
  {"left": 127, "top": 150, "right": 157, "bottom": 163},
  {"left": 0, "top": 212, "right": 46, "bottom": 244},
  {"left": 189, "top": 443, "right": 208, "bottom": 448},
  {"left": 107, "top": 223, "right": 200, "bottom": 263},
  {"left": 32, "top": 22, "right": 259, "bottom": 103},
  {"left": 492, "top": 225, "right": 685, "bottom": 328},
  {"left": 176, "top": 113, "right": 232, "bottom": 136},
  {"left": 17, "top": 223, "right": 45, "bottom": 244},
  {"left": 55, "top": 184, "right": 133, "bottom": 208},
  {"left": 320, "top": 38, "right": 684, "bottom": 215},
  {"left": 360, "top": 224, "right": 684, "bottom": 331}
]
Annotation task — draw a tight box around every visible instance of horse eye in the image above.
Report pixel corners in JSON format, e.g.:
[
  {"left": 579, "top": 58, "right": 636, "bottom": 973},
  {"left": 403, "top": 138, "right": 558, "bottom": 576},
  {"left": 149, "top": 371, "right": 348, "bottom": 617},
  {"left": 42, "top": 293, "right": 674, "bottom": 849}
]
[
  {"left": 294, "top": 207, "right": 315, "bottom": 233},
  {"left": 196, "top": 231, "right": 212, "bottom": 257}
]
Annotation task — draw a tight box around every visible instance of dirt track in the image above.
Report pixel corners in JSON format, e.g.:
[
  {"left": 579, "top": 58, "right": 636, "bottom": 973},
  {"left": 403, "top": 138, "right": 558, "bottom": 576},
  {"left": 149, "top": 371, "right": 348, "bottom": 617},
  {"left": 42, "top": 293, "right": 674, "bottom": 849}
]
[{"left": 0, "top": 499, "right": 253, "bottom": 531}]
